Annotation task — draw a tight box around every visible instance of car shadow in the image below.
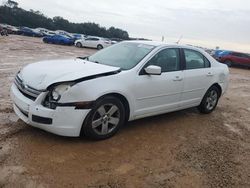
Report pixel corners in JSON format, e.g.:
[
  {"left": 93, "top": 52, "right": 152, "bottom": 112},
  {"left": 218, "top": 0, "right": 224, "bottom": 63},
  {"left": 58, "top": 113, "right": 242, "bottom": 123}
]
[{"left": 17, "top": 107, "right": 200, "bottom": 144}]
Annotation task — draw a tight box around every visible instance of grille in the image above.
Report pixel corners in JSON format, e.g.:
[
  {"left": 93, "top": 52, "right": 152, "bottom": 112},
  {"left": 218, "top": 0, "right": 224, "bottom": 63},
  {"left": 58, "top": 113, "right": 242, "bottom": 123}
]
[{"left": 14, "top": 74, "right": 42, "bottom": 101}]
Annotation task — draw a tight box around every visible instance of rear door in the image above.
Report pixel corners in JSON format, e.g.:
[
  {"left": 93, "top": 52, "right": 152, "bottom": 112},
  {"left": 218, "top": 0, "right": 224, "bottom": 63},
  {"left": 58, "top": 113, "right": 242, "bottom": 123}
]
[{"left": 181, "top": 48, "right": 214, "bottom": 108}]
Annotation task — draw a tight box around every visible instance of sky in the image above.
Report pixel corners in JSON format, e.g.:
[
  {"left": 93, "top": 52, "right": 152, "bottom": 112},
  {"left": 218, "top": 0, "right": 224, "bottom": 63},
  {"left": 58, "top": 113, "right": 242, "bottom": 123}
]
[{"left": 3, "top": 0, "right": 250, "bottom": 52}]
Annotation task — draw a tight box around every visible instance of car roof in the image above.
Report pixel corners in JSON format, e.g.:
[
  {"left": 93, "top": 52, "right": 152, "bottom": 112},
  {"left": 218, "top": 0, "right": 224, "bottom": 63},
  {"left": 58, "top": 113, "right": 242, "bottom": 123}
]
[{"left": 124, "top": 40, "right": 205, "bottom": 52}]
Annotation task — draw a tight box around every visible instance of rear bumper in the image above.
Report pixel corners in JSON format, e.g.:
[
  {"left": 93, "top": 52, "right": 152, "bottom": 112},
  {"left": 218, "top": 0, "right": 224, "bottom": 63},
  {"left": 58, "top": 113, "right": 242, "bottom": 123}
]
[{"left": 10, "top": 84, "right": 90, "bottom": 137}]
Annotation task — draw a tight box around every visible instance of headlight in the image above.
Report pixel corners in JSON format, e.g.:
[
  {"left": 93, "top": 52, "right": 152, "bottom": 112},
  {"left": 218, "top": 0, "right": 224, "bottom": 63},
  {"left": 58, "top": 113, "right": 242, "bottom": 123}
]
[
  {"left": 51, "top": 84, "right": 72, "bottom": 101},
  {"left": 43, "top": 83, "right": 74, "bottom": 109}
]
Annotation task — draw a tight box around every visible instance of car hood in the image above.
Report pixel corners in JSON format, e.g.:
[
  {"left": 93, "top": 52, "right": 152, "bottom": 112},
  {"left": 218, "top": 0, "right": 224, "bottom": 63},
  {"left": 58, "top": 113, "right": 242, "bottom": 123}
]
[{"left": 18, "top": 58, "right": 120, "bottom": 90}]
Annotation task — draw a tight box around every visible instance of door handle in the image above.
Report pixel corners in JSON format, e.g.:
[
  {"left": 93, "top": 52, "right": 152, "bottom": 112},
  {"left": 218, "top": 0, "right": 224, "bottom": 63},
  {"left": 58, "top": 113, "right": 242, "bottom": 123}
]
[
  {"left": 173, "top": 76, "right": 183, "bottom": 81},
  {"left": 207, "top": 72, "right": 214, "bottom": 77}
]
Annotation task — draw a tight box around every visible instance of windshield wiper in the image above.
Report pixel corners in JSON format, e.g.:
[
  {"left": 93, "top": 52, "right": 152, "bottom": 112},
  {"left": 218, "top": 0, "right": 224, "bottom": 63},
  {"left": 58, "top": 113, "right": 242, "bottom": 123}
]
[
  {"left": 77, "top": 56, "right": 100, "bottom": 64},
  {"left": 77, "top": 56, "right": 89, "bottom": 60}
]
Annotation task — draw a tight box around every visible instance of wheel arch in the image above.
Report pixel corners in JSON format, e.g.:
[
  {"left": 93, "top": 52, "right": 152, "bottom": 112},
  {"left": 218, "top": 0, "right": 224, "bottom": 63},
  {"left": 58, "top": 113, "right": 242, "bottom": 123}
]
[
  {"left": 76, "top": 41, "right": 82, "bottom": 46},
  {"left": 210, "top": 83, "right": 222, "bottom": 98},
  {"left": 96, "top": 93, "right": 130, "bottom": 122},
  {"left": 97, "top": 44, "right": 103, "bottom": 48},
  {"left": 80, "top": 92, "right": 131, "bottom": 137}
]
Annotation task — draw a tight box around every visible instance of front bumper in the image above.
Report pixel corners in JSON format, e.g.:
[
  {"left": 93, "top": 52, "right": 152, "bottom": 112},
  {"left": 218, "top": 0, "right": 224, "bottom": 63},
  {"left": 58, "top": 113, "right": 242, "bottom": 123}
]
[{"left": 10, "top": 84, "right": 90, "bottom": 137}]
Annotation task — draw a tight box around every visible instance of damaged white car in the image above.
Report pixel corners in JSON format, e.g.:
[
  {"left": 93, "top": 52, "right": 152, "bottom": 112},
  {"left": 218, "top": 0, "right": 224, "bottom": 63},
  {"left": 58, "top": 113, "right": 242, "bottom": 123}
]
[{"left": 11, "top": 41, "right": 229, "bottom": 139}]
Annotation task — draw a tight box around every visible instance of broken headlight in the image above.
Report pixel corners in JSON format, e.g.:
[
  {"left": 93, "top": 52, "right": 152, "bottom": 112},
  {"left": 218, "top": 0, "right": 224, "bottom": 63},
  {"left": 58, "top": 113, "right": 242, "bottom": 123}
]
[{"left": 43, "top": 83, "right": 74, "bottom": 109}]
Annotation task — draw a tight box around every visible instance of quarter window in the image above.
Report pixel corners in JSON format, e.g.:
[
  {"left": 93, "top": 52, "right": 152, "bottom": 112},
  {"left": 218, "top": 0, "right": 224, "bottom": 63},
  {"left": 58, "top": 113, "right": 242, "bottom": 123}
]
[
  {"left": 146, "top": 48, "right": 180, "bottom": 72},
  {"left": 184, "top": 49, "right": 210, "bottom": 69}
]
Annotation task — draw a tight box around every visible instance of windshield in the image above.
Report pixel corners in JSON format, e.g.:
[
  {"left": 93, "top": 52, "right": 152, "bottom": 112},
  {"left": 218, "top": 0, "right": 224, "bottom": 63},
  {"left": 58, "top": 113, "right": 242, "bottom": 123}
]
[{"left": 88, "top": 42, "right": 155, "bottom": 70}]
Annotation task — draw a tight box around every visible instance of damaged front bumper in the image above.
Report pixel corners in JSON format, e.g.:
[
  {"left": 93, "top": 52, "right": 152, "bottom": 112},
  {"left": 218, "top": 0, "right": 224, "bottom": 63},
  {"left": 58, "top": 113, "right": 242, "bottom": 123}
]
[{"left": 10, "top": 84, "right": 90, "bottom": 137}]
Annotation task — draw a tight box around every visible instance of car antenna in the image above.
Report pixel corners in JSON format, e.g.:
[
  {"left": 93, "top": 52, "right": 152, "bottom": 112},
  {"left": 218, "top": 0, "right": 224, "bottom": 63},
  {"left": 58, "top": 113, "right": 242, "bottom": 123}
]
[{"left": 176, "top": 35, "right": 183, "bottom": 44}]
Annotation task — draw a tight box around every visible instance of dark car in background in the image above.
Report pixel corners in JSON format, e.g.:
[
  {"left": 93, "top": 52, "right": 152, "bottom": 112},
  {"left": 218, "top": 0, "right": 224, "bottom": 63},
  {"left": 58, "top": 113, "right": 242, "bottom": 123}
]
[
  {"left": 0, "top": 24, "right": 19, "bottom": 34},
  {"left": 0, "top": 25, "right": 8, "bottom": 36},
  {"left": 218, "top": 51, "right": 250, "bottom": 67},
  {"left": 18, "top": 27, "right": 43, "bottom": 37},
  {"left": 43, "top": 34, "right": 74, "bottom": 45},
  {"left": 6, "top": 25, "right": 19, "bottom": 34}
]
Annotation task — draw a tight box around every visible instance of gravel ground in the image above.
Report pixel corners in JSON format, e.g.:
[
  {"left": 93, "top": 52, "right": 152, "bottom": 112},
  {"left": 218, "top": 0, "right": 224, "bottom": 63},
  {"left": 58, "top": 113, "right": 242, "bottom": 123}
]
[{"left": 0, "top": 35, "right": 250, "bottom": 188}]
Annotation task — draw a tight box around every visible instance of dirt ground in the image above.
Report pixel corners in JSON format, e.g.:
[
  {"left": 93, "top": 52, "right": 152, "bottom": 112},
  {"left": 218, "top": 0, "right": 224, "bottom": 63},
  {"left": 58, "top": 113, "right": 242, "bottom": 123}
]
[{"left": 0, "top": 35, "right": 250, "bottom": 188}]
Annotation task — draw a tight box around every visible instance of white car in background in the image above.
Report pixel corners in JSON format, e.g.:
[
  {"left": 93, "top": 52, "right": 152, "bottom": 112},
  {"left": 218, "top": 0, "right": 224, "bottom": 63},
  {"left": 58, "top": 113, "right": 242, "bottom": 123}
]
[
  {"left": 35, "top": 28, "right": 55, "bottom": 36},
  {"left": 75, "top": 36, "right": 112, "bottom": 50},
  {"left": 10, "top": 41, "right": 229, "bottom": 140}
]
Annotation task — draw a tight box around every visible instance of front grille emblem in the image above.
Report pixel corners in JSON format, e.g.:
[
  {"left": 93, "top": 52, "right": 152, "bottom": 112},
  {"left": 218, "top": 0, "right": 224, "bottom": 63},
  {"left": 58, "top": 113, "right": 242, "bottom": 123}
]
[{"left": 21, "top": 81, "right": 27, "bottom": 90}]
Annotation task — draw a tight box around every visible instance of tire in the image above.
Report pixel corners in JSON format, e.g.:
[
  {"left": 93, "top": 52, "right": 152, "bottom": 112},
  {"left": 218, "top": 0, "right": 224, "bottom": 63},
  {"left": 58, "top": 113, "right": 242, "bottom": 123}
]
[
  {"left": 97, "top": 44, "right": 103, "bottom": 50},
  {"left": 225, "top": 60, "right": 232, "bottom": 67},
  {"left": 198, "top": 86, "right": 220, "bottom": 114},
  {"left": 76, "top": 42, "right": 82, "bottom": 48},
  {"left": 82, "top": 96, "right": 125, "bottom": 140}
]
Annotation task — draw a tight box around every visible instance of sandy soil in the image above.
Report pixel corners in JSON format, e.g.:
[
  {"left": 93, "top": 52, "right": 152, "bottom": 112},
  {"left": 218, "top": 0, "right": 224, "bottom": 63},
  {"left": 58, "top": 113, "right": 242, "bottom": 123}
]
[{"left": 0, "top": 35, "right": 250, "bottom": 188}]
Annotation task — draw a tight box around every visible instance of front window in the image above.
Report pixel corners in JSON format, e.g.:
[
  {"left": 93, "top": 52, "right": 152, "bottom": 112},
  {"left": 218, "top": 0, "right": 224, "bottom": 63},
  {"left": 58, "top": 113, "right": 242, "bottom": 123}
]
[
  {"left": 88, "top": 42, "right": 155, "bottom": 70},
  {"left": 145, "top": 48, "right": 181, "bottom": 72}
]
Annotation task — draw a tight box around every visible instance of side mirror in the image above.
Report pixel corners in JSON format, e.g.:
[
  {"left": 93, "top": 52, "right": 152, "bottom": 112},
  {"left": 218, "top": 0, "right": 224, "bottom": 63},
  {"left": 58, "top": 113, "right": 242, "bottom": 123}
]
[{"left": 144, "top": 65, "right": 162, "bottom": 75}]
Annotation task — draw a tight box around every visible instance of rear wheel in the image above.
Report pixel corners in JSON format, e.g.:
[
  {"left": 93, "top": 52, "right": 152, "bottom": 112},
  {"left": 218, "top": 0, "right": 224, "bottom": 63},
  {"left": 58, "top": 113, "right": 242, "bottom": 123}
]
[
  {"left": 97, "top": 44, "right": 103, "bottom": 50},
  {"left": 82, "top": 96, "right": 125, "bottom": 140},
  {"left": 198, "top": 86, "right": 220, "bottom": 114},
  {"left": 76, "top": 42, "right": 82, "bottom": 48}
]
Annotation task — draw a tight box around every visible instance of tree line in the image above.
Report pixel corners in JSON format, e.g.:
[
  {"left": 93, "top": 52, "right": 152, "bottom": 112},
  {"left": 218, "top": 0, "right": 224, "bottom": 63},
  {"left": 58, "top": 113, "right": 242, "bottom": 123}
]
[{"left": 0, "top": 0, "right": 130, "bottom": 39}]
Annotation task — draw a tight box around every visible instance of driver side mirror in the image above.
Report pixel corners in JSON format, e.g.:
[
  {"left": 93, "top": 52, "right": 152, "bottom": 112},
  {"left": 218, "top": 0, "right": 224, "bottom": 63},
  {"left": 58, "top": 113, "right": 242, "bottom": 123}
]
[{"left": 144, "top": 65, "right": 162, "bottom": 75}]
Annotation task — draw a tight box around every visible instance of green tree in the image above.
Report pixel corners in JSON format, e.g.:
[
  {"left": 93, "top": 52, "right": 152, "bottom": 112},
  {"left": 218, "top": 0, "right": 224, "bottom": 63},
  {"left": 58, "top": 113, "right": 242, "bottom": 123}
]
[{"left": 0, "top": 1, "right": 130, "bottom": 39}]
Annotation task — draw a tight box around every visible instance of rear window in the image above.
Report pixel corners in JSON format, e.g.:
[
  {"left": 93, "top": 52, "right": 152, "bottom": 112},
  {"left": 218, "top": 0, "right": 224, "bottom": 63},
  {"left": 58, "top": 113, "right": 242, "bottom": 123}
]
[{"left": 184, "top": 49, "right": 210, "bottom": 70}]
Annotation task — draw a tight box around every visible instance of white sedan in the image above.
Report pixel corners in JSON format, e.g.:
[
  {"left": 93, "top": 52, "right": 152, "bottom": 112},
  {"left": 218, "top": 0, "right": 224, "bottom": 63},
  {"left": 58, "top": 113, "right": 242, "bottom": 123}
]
[
  {"left": 10, "top": 41, "right": 229, "bottom": 140},
  {"left": 75, "top": 37, "right": 112, "bottom": 50}
]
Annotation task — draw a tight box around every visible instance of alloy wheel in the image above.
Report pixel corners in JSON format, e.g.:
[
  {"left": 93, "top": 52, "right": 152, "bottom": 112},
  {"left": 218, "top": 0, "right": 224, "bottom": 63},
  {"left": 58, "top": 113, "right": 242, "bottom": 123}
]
[
  {"left": 205, "top": 90, "right": 218, "bottom": 110},
  {"left": 91, "top": 104, "right": 120, "bottom": 135}
]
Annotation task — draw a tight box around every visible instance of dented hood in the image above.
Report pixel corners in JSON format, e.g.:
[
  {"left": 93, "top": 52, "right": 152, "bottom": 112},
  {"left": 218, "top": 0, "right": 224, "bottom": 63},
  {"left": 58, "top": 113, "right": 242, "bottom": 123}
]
[{"left": 18, "top": 58, "right": 120, "bottom": 90}]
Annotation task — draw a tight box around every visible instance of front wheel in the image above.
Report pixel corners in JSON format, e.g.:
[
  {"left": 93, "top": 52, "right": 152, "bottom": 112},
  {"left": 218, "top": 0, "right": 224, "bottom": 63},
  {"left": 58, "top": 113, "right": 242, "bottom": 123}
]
[
  {"left": 198, "top": 86, "right": 220, "bottom": 114},
  {"left": 82, "top": 96, "right": 125, "bottom": 140}
]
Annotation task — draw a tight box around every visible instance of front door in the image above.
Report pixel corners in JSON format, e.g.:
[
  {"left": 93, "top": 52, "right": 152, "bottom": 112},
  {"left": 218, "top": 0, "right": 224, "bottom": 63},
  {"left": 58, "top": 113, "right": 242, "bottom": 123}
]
[{"left": 133, "top": 48, "right": 184, "bottom": 118}]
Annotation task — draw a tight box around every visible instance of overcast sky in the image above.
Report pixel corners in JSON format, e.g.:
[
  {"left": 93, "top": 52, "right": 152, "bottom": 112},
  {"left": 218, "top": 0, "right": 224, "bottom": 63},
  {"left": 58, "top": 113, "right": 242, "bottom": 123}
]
[{"left": 3, "top": 0, "right": 250, "bottom": 52}]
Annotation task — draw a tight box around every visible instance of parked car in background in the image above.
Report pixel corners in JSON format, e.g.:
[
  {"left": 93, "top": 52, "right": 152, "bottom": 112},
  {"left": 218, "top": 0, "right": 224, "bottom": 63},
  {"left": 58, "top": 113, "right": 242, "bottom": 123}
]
[
  {"left": 0, "top": 25, "right": 8, "bottom": 36},
  {"left": 10, "top": 41, "right": 229, "bottom": 139},
  {"left": 213, "top": 50, "right": 231, "bottom": 61},
  {"left": 0, "top": 24, "right": 19, "bottom": 34},
  {"left": 46, "top": 31, "right": 56, "bottom": 36},
  {"left": 43, "top": 34, "right": 74, "bottom": 45},
  {"left": 55, "top": 30, "right": 73, "bottom": 37},
  {"left": 218, "top": 51, "right": 250, "bottom": 67},
  {"left": 75, "top": 36, "right": 112, "bottom": 49},
  {"left": 34, "top": 28, "right": 54, "bottom": 36},
  {"left": 110, "top": 38, "right": 123, "bottom": 42},
  {"left": 212, "top": 50, "right": 225, "bottom": 59},
  {"left": 72, "top": 34, "right": 85, "bottom": 41},
  {"left": 18, "top": 27, "right": 43, "bottom": 37}
]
